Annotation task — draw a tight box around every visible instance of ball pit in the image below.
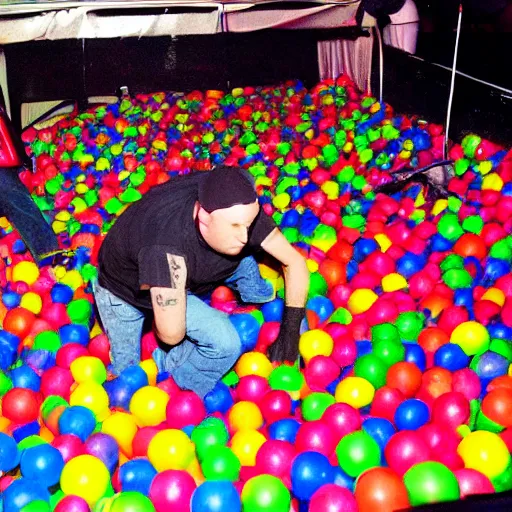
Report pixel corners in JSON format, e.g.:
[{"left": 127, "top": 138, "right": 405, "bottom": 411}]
[{"left": 0, "top": 74, "right": 511, "bottom": 511}]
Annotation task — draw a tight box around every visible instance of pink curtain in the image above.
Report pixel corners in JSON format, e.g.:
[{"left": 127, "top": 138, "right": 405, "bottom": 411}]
[{"left": 318, "top": 34, "right": 374, "bottom": 93}]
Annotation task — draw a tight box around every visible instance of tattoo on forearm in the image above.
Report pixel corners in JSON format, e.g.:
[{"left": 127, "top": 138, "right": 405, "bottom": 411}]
[
  {"left": 167, "top": 254, "right": 186, "bottom": 288},
  {"left": 155, "top": 294, "right": 178, "bottom": 308}
]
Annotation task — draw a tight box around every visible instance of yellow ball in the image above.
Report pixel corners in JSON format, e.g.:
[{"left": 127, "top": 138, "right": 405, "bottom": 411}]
[
  {"left": 228, "top": 401, "right": 264, "bottom": 432},
  {"left": 335, "top": 377, "right": 375, "bottom": 408},
  {"left": 273, "top": 193, "right": 291, "bottom": 210},
  {"left": 480, "top": 287, "right": 506, "bottom": 307},
  {"left": 59, "top": 270, "right": 84, "bottom": 291},
  {"left": 299, "top": 329, "right": 334, "bottom": 364},
  {"left": 101, "top": 412, "right": 138, "bottom": 457},
  {"left": 147, "top": 429, "right": 195, "bottom": 472},
  {"left": 139, "top": 358, "right": 158, "bottom": 386},
  {"left": 70, "top": 356, "right": 107, "bottom": 384},
  {"left": 60, "top": 454, "right": 110, "bottom": 506},
  {"left": 235, "top": 352, "right": 273, "bottom": 379},
  {"left": 450, "top": 321, "right": 490, "bottom": 356},
  {"left": 20, "top": 292, "right": 42, "bottom": 314},
  {"left": 129, "top": 386, "right": 169, "bottom": 427},
  {"left": 457, "top": 430, "right": 511, "bottom": 480},
  {"left": 12, "top": 261, "right": 39, "bottom": 286},
  {"left": 230, "top": 429, "right": 266, "bottom": 466},
  {"left": 482, "top": 173, "right": 503, "bottom": 192},
  {"left": 347, "top": 289, "right": 378, "bottom": 315},
  {"left": 381, "top": 273, "right": 408, "bottom": 292},
  {"left": 70, "top": 381, "right": 110, "bottom": 422}
]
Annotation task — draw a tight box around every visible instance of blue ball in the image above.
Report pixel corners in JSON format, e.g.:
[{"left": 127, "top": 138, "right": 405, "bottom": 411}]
[
  {"left": 118, "top": 365, "right": 149, "bottom": 393},
  {"left": 484, "top": 258, "right": 510, "bottom": 284},
  {"left": 430, "top": 234, "right": 453, "bottom": 252},
  {"left": 473, "top": 351, "right": 509, "bottom": 381},
  {"left": 0, "top": 330, "right": 19, "bottom": 371},
  {"left": 59, "top": 324, "right": 90, "bottom": 346},
  {"left": 9, "top": 364, "right": 41, "bottom": 391},
  {"left": 332, "top": 466, "right": 355, "bottom": 491},
  {"left": 261, "top": 299, "right": 284, "bottom": 322},
  {"left": 394, "top": 399, "right": 430, "bottom": 431},
  {"left": 2, "top": 477, "right": 50, "bottom": 512},
  {"left": 119, "top": 459, "right": 158, "bottom": 496},
  {"left": 434, "top": 343, "right": 470, "bottom": 371},
  {"left": 396, "top": 252, "right": 427, "bottom": 279},
  {"left": 404, "top": 343, "right": 426, "bottom": 372},
  {"left": 50, "top": 283, "right": 74, "bottom": 304},
  {"left": 454, "top": 288, "right": 474, "bottom": 309},
  {"left": 356, "top": 340, "right": 373, "bottom": 358},
  {"left": 204, "top": 381, "right": 234, "bottom": 415},
  {"left": 0, "top": 432, "right": 20, "bottom": 472},
  {"left": 362, "top": 417, "right": 396, "bottom": 452},
  {"left": 58, "top": 406, "right": 96, "bottom": 442},
  {"left": 268, "top": 418, "right": 301, "bottom": 443},
  {"left": 20, "top": 443, "right": 64, "bottom": 487},
  {"left": 2, "top": 291, "right": 21, "bottom": 309},
  {"left": 229, "top": 314, "right": 260, "bottom": 352},
  {"left": 353, "top": 239, "right": 378, "bottom": 263},
  {"left": 281, "top": 209, "right": 300, "bottom": 228},
  {"left": 104, "top": 378, "right": 135, "bottom": 411},
  {"left": 191, "top": 481, "right": 242, "bottom": 512},
  {"left": 306, "top": 296, "right": 334, "bottom": 324},
  {"left": 291, "top": 452, "right": 334, "bottom": 501},
  {"left": 488, "top": 323, "right": 512, "bottom": 340}
]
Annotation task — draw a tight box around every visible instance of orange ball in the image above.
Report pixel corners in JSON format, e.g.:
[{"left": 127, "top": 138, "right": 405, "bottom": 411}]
[
  {"left": 453, "top": 233, "right": 487, "bottom": 260},
  {"left": 420, "top": 293, "right": 452, "bottom": 318},
  {"left": 3, "top": 307, "right": 36, "bottom": 339},
  {"left": 487, "top": 376, "right": 512, "bottom": 393},
  {"left": 386, "top": 362, "right": 423, "bottom": 398},
  {"left": 418, "top": 327, "right": 449, "bottom": 353},
  {"left": 327, "top": 240, "right": 353, "bottom": 264},
  {"left": 482, "top": 388, "right": 512, "bottom": 428},
  {"left": 417, "top": 367, "right": 452, "bottom": 405},
  {"left": 318, "top": 259, "right": 346, "bottom": 289}
]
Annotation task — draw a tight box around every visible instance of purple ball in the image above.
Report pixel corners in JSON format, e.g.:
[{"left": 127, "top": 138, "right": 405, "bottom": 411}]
[{"left": 84, "top": 432, "right": 119, "bottom": 473}]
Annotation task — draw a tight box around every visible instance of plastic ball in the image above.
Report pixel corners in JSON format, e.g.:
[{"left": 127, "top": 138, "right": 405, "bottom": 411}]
[
  {"left": 40, "top": 366, "right": 74, "bottom": 400},
  {"left": 70, "top": 356, "right": 107, "bottom": 384},
  {"left": 70, "top": 381, "right": 110, "bottom": 422},
  {"left": 321, "top": 402, "right": 361, "bottom": 439},
  {"left": 228, "top": 401, "right": 263, "bottom": 432},
  {"left": 434, "top": 343, "right": 470, "bottom": 371},
  {"left": 457, "top": 430, "right": 511, "bottom": 480},
  {"left": 129, "top": 385, "right": 169, "bottom": 427},
  {"left": 482, "top": 388, "right": 512, "bottom": 428},
  {"left": 84, "top": 433, "right": 119, "bottom": 474},
  {"left": 268, "top": 418, "right": 301, "bottom": 443},
  {"left": 166, "top": 391, "right": 206, "bottom": 429},
  {"left": 191, "top": 417, "right": 229, "bottom": 461},
  {"left": 336, "top": 430, "right": 381, "bottom": 477},
  {"left": 291, "top": 451, "right": 334, "bottom": 501},
  {"left": 52, "top": 434, "right": 85, "bottom": 463},
  {"left": 394, "top": 399, "right": 430, "bottom": 430},
  {"left": 255, "top": 440, "right": 295, "bottom": 482},
  {"left": 431, "top": 391, "right": 470, "bottom": 429},
  {"left": 20, "top": 443, "right": 65, "bottom": 487},
  {"left": 0, "top": 431, "right": 21, "bottom": 472},
  {"left": 230, "top": 313, "right": 260, "bottom": 352},
  {"left": 230, "top": 429, "right": 266, "bottom": 466},
  {"left": 235, "top": 352, "right": 273, "bottom": 378},
  {"left": 60, "top": 454, "right": 110, "bottom": 507},
  {"left": 370, "top": 386, "right": 405, "bottom": 423},
  {"left": 384, "top": 431, "right": 431, "bottom": 476},
  {"left": 149, "top": 469, "right": 197, "bottom": 512},
  {"left": 241, "top": 475, "right": 290, "bottom": 512},
  {"left": 299, "top": 329, "right": 334, "bottom": 363},
  {"left": 191, "top": 481, "right": 241, "bottom": 512},
  {"left": 2, "top": 387, "right": 40, "bottom": 424},
  {"left": 3, "top": 307, "right": 36, "bottom": 340},
  {"left": 13, "top": 261, "right": 40, "bottom": 285},
  {"left": 335, "top": 376, "right": 375, "bottom": 408},
  {"left": 295, "top": 420, "right": 337, "bottom": 457},
  {"left": 204, "top": 381, "right": 234, "bottom": 414},
  {"left": 110, "top": 492, "right": 157, "bottom": 512},
  {"left": 354, "top": 353, "right": 388, "bottom": 389},
  {"left": 309, "top": 484, "right": 358, "bottom": 512},
  {"left": 53, "top": 495, "right": 90, "bottom": 512},
  {"left": 304, "top": 355, "right": 340, "bottom": 390},
  {"left": 119, "top": 459, "right": 158, "bottom": 496},
  {"left": 450, "top": 321, "right": 490, "bottom": 356},
  {"left": 455, "top": 468, "right": 495, "bottom": 498},
  {"left": 102, "top": 411, "right": 139, "bottom": 458},
  {"left": 362, "top": 417, "right": 396, "bottom": 451},
  {"left": 147, "top": 429, "right": 195, "bottom": 472},
  {"left": 386, "top": 361, "right": 422, "bottom": 398},
  {"left": 2, "top": 478, "right": 50, "bottom": 512},
  {"left": 404, "top": 461, "right": 460, "bottom": 506},
  {"left": 347, "top": 289, "right": 378, "bottom": 314},
  {"left": 259, "top": 390, "right": 293, "bottom": 424},
  {"left": 200, "top": 444, "right": 241, "bottom": 481}
]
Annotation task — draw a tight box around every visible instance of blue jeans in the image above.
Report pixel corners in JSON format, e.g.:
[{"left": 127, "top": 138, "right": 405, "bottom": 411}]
[
  {"left": 94, "top": 256, "right": 274, "bottom": 398},
  {"left": 0, "top": 168, "right": 60, "bottom": 262}
]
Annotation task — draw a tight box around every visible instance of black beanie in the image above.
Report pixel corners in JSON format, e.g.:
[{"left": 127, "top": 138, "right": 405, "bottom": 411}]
[{"left": 198, "top": 166, "right": 258, "bottom": 213}]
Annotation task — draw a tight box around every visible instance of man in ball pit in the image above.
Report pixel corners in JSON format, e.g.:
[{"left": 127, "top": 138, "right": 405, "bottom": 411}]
[{"left": 94, "top": 165, "right": 310, "bottom": 398}]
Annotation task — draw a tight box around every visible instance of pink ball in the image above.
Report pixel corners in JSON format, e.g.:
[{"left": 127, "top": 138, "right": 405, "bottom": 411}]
[
  {"left": 481, "top": 223, "right": 507, "bottom": 247},
  {"left": 321, "top": 403, "right": 361, "bottom": 439},
  {"left": 132, "top": 426, "right": 160, "bottom": 458},
  {"left": 56, "top": 343, "right": 89, "bottom": 369},
  {"left": 149, "top": 470, "right": 197, "bottom": 512},
  {"left": 361, "top": 251, "right": 396, "bottom": 277},
  {"left": 52, "top": 434, "right": 84, "bottom": 463},
  {"left": 166, "top": 391, "right": 206, "bottom": 429},
  {"left": 437, "top": 306, "right": 469, "bottom": 336},
  {"left": 418, "top": 424, "right": 459, "bottom": 455},
  {"left": 305, "top": 356, "right": 340, "bottom": 390},
  {"left": 390, "top": 291, "right": 416, "bottom": 313},
  {"left": 157, "top": 377, "right": 181, "bottom": 395},
  {"left": 433, "top": 449, "right": 464, "bottom": 471},
  {"left": 257, "top": 322, "right": 280, "bottom": 349},
  {"left": 350, "top": 272, "right": 381, "bottom": 290},
  {"left": 370, "top": 386, "right": 405, "bottom": 423},
  {"left": 41, "top": 302, "right": 70, "bottom": 329},
  {"left": 452, "top": 368, "right": 481, "bottom": 401},
  {"left": 309, "top": 484, "right": 358, "bottom": 512},
  {"left": 54, "top": 495, "right": 90, "bottom": 512},
  {"left": 236, "top": 375, "right": 270, "bottom": 402},
  {"left": 255, "top": 440, "right": 295, "bottom": 483},
  {"left": 259, "top": 390, "right": 292, "bottom": 424},
  {"left": 295, "top": 420, "right": 337, "bottom": 457},
  {"left": 384, "top": 431, "right": 431, "bottom": 476},
  {"left": 40, "top": 366, "right": 74, "bottom": 400},
  {"left": 431, "top": 391, "right": 470, "bottom": 430},
  {"left": 330, "top": 338, "right": 357, "bottom": 368},
  {"left": 324, "top": 323, "right": 350, "bottom": 342},
  {"left": 88, "top": 333, "right": 111, "bottom": 366},
  {"left": 455, "top": 469, "right": 495, "bottom": 498},
  {"left": 496, "top": 274, "right": 512, "bottom": 298},
  {"left": 365, "top": 298, "right": 399, "bottom": 326},
  {"left": 329, "top": 284, "right": 352, "bottom": 308}
]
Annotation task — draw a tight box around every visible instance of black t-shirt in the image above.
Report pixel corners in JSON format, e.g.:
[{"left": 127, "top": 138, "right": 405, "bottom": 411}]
[{"left": 98, "top": 172, "right": 276, "bottom": 310}]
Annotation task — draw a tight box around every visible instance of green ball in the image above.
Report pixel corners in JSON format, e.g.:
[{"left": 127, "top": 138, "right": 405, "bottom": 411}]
[
  {"left": 373, "top": 339, "right": 405, "bottom": 367},
  {"left": 191, "top": 417, "right": 229, "bottom": 461},
  {"left": 492, "top": 461, "right": 512, "bottom": 492},
  {"left": 461, "top": 134, "right": 481, "bottom": 158},
  {"left": 437, "top": 213, "right": 464, "bottom": 241},
  {"left": 335, "top": 430, "right": 381, "bottom": 478},
  {"left": 302, "top": 393, "right": 336, "bottom": 421},
  {"left": 0, "top": 371, "right": 13, "bottom": 396},
  {"left": 442, "top": 269, "right": 473, "bottom": 289},
  {"left": 269, "top": 365, "right": 304, "bottom": 392},
  {"left": 371, "top": 323, "right": 400, "bottom": 344},
  {"left": 395, "top": 312, "right": 425, "bottom": 341},
  {"left": 462, "top": 215, "right": 483, "bottom": 234},
  {"left": 241, "top": 475, "right": 291, "bottom": 512},
  {"left": 440, "top": 254, "right": 464, "bottom": 272},
  {"left": 33, "top": 331, "right": 61, "bottom": 353},
  {"left": 201, "top": 445, "right": 241, "bottom": 481},
  {"left": 21, "top": 501, "right": 50, "bottom": 512},
  {"left": 329, "top": 308, "right": 352, "bottom": 325},
  {"left": 49, "top": 489, "right": 65, "bottom": 510},
  {"left": 490, "top": 239, "right": 512, "bottom": 261},
  {"left": 354, "top": 353, "right": 388, "bottom": 389},
  {"left": 110, "top": 492, "right": 156, "bottom": 512},
  {"left": 404, "top": 462, "right": 460, "bottom": 506},
  {"left": 67, "top": 299, "right": 93, "bottom": 325},
  {"left": 308, "top": 272, "right": 328, "bottom": 299},
  {"left": 18, "top": 435, "right": 47, "bottom": 451}
]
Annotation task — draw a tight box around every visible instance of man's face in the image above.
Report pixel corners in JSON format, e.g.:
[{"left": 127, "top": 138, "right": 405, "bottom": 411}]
[{"left": 198, "top": 201, "right": 260, "bottom": 255}]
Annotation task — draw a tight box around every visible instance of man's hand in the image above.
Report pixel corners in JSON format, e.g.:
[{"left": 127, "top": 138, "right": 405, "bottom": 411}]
[{"left": 151, "top": 254, "right": 187, "bottom": 346}]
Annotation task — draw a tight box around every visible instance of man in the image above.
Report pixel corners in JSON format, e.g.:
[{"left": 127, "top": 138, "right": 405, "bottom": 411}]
[{"left": 95, "top": 165, "right": 310, "bottom": 398}]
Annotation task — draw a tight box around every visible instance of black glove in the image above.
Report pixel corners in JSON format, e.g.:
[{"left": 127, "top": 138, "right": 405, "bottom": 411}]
[{"left": 267, "top": 306, "right": 305, "bottom": 363}]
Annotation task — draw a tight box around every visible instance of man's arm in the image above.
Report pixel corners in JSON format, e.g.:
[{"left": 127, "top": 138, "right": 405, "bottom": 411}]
[
  {"left": 261, "top": 228, "right": 309, "bottom": 307},
  {"left": 150, "top": 253, "right": 187, "bottom": 346}
]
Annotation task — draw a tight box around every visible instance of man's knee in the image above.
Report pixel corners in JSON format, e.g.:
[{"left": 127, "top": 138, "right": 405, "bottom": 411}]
[{"left": 209, "top": 318, "right": 242, "bottom": 360}]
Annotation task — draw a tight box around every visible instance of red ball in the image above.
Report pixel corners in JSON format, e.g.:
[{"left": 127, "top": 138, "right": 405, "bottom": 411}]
[
  {"left": 259, "top": 390, "right": 292, "bottom": 424},
  {"left": 384, "top": 431, "right": 431, "bottom": 476},
  {"left": 295, "top": 420, "right": 337, "bottom": 457},
  {"left": 236, "top": 375, "right": 270, "bottom": 402},
  {"left": 52, "top": 434, "right": 85, "bottom": 463},
  {"left": 149, "top": 470, "right": 196, "bottom": 512},
  {"left": 132, "top": 426, "right": 160, "bottom": 458},
  {"left": 3, "top": 307, "right": 36, "bottom": 339},
  {"left": 408, "top": 271, "right": 436, "bottom": 300},
  {"left": 455, "top": 469, "right": 495, "bottom": 498},
  {"left": 437, "top": 306, "right": 469, "bottom": 336},
  {"left": 305, "top": 356, "right": 340, "bottom": 390},
  {"left": 2, "top": 387, "right": 40, "bottom": 424},
  {"left": 310, "top": 484, "right": 358, "bottom": 512},
  {"left": 370, "top": 386, "right": 405, "bottom": 423},
  {"left": 431, "top": 391, "right": 470, "bottom": 429},
  {"left": 166, "top": 391, "right": 206, "bottom": 429},
  {"left": 482, "top": 388, "right": 512, "bottom": 428},
  {"left": 255, "top": 440, "right": 295, "bottom": 485},
  {"left": 417, "top": 367, "right": 453, "bottom": 406},
  {"left": 40, "top": 366, "right": 74, "bottom": 400},
  {"left": 322, "top": 403, "right": 361, "bottom": 439},
  {"left": 386, "top": 362, "right": 423, "bottom": 398},
  {"left": 88, "top": 333, "right": 111, "bottom": 366}
]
